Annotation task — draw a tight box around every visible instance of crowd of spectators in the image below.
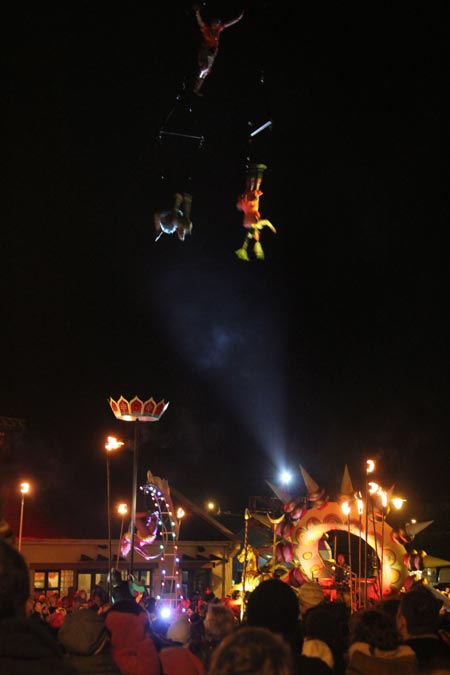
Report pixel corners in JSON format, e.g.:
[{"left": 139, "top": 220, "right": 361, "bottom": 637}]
[{"left": 1, "top": 538, "right": 450, "bottom": 674}]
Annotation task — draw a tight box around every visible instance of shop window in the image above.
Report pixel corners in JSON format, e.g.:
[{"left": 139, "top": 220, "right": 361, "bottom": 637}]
[{"left": 34, "top": 570, "right": 60, "bottom": 595}]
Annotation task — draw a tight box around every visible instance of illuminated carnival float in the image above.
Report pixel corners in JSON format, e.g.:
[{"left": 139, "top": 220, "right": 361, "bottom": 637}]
[{"left": 235, "top": 462, "right": 438, "bottom": 611}]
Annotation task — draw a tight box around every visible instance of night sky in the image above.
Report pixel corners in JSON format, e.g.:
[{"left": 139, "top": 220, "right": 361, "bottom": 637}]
[{"left": 2, "top": 3, "right": 448, "bottom": 553}]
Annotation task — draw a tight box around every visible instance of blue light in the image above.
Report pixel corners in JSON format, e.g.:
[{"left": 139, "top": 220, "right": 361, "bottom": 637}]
[{"left": 159, "top": 605, "right": 172, "bottom": 620}]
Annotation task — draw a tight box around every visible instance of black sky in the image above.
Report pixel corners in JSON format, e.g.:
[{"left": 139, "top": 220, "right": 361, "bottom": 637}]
[{"left": 2, "top": 3, "right": 449, "bottom": 550}]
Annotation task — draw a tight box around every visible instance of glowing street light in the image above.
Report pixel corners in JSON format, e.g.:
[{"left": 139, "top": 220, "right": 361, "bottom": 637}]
[
  {"left": 105, "top": 436, "right": 124, "bottom": 598},
  {"left": 116, "top": 503, "right": 128, "bottom": 567},
  {"left": 206, "top": 501, "right": 220, "bottom": 515},
  {"left": 18, "top": 482, "right": 30, "bottom": 551}
]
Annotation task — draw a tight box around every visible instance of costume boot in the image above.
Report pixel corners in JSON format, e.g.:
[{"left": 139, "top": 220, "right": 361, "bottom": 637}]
[
  {"left": 247, "top": 163, "right": 267, "bottom": 192},
  {"left": 253, "top": 241, "right": 265, "bottom": 260},
  {"left": 235, "top": 237, "right": 250, "bottom": 261}
]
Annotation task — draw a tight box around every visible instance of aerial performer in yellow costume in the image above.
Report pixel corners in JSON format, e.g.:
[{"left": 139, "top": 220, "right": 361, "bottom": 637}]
[{"left": 235, "top": 163, "right": 276, "bottom": 261}]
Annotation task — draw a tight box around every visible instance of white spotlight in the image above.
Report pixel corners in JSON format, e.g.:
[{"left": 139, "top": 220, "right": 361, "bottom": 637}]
[{"left": 280, "top": 470, "right": 292, "bottom": 485}]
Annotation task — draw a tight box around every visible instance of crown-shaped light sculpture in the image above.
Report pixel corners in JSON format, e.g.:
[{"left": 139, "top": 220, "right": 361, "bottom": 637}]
[
  {"left": 108, "top": 394, "right": 169, "bottom": 577},
  {"left": 109, "top": 395, "right": 169, "bottom": 422}
]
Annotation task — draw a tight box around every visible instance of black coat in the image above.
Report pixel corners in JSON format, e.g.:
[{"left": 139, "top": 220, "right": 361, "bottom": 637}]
[
  {"left": 0, "top": 616, "right": 79, "bottom": 675},
  {"left": 405, "top": 634, "right": 450, "bottom": 671}
]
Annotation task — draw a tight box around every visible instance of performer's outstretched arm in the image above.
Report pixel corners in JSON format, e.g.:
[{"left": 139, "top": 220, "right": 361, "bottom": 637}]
[
  {"left": 222, "top": 10, "right": 244, "bottom": 30},
  {"left": 193, "top": 3, "right": 205, "bottom": 28}
]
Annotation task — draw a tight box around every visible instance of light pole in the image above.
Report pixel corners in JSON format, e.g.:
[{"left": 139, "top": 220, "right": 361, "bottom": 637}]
[
  {"left": 267, "top": 512, "right": 285, "bottom": 576},
  {"left": 241, "top": 507, "right": 251, "bottom": 621},
  {"left": 363, "top": 459, "right": 375, "bottom": 607},
  {"left": 109, "top": 395, "right": 169, "bottom": 577},
  {"left": 356, "top": 494, "right": 364, "bottom": 608},
  {"left": 379, "top": 488, "right": 388, "bottom": 600},
  {"left": 341, "top": 500, "right": 353, "bottom": 612},
  {"left": 367, "top": 484, "right": 404, "bottom": 601},
  {"left": 116, "top": 503, "right": 128, "bottom": 568},
  {"left": 174, "top": 507, "right": 185, "bottom": 602},
  {"left": 105, "top": 436, "right": 124, "bottom": 599},
  {"left": 18, "top": 482, "right": 30, "bottom": 551}
]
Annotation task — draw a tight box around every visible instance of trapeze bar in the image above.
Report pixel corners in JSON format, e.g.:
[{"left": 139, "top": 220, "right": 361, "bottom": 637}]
[
  {"left": 159, "top": 130, "right": 205, "bottom": 142},
  {"left": 250, "top": 120, "right": 273, "bottom": 138}
]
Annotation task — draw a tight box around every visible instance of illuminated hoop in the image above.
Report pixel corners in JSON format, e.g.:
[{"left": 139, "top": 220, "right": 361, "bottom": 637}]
[
  {"left": 140, "top": 479, "right": 178, "bottom": 560},
  {"left": 120, "top": 476, "right": 178, "bottom": 562}
]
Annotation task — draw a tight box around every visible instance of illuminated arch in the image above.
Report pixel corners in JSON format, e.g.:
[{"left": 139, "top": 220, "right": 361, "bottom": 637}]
[{"left": 291, "top": 501, "right": 408, "bottom": 593}]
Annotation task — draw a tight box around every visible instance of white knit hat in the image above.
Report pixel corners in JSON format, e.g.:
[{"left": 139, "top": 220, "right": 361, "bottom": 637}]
[
  {"left": 302, "top": 638, "right": 334, "bottom": 669},
  {"left": 167, "top": 615, "right": 191, "bottom": 645}
]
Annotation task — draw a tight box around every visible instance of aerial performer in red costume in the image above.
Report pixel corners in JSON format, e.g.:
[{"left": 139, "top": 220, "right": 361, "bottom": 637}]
[
  {"left": 192, "top": 3, "right": 244, "bottom": 96},
  {"left": 235, "top": 163, "right": 276, "bottom": 261}
]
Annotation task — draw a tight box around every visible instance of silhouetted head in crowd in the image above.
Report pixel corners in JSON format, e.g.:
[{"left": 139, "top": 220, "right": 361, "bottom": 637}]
[
  {"left": 304, "top": 604, "right": 341, "bottom": 649},
  {"left": 204, "top": 603, "right": 237, "bottom": 644},
  {"left": 349, "top": 608, "right": 400, "bottom": 651},
  {"left": 0, "top": 539, "right": 30, "bottom": 620},
  {"left": 397, "top": 586, "right": 443, "bottom": 638},
  {"left": 112, "top": 580, "right": 135, "bottom": 604},
  {"left": 208, "top": 625, "right": 294, "bottom": 675},
  {"left": 0, "top": 517, "right": 15, "bottom": 547},
  {"left": 375, "top": 597, "right": 401, "bottom": 624},
  {"left": 246, "top": 579, "right": 300, "bottom": 642}
]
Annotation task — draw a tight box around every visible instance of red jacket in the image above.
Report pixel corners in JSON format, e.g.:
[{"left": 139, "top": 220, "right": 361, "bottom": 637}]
[
  {"left": 105, "top": 605, "right": 161, "bottom": 675},
  {"left": 160, "top": 646, "right": 205, "bottom": 675}
]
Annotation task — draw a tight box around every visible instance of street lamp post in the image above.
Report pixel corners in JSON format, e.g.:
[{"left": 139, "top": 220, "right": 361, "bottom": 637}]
[
  {"left": 18, "top": 482, "right": 30, "bottom": 551},
  {"left": 105, "top": 436, "right": 124, "bottom": 599}
]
